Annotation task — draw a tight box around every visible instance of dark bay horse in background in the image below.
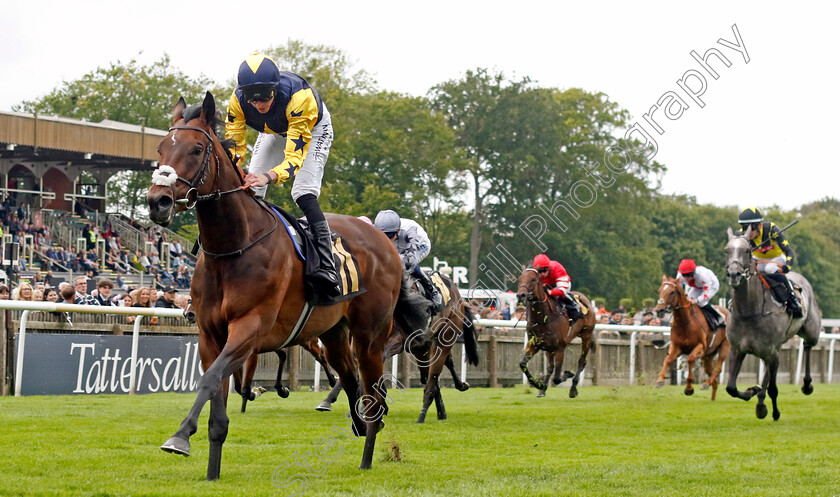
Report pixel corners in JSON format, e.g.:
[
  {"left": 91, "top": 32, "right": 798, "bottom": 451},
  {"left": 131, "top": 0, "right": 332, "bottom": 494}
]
[
  {"left": 653, "top": 275, "right": 730, "bottom": 400},
  {"left": 235, "top": 338, "right": 337, "bottom": 413},
  {"left": 516, "top": 268, "right": 596, "bottom": 398},
  {"left": 724, "top": 226, "right": 821, "bottom": 420},
  {"left": 314, "top": 274, "right": 480, "bottom": 423},
  {"left": 147, "top": 93, "right": 428, "bottom": 479}
]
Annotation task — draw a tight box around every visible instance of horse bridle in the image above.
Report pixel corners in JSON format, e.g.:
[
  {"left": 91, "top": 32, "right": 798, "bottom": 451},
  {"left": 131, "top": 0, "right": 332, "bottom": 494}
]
[
  {"left": 158, "top": 125, "right": 246, "bottom": 209},
  {"left": 519, "top": 268, "right": 548, "bottom": 303},
  {"left": 657, "top": 280, "right": 689, "bottom": 313},
  {"left": 726, "top": 257, "right": 754, "bottom": 283}
]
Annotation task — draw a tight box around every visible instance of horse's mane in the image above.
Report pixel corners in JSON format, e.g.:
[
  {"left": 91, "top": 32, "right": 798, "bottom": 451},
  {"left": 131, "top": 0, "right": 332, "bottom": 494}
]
[{"left": 181, "top": 103, "right": 237, "bottom": 164}]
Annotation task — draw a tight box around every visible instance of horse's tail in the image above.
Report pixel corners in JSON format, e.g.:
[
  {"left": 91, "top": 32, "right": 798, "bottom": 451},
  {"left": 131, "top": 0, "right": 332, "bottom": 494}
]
[
  {"left": 394, "top": 276, "right": 431, "bottom": 337},
  {"left": 462, "top": 303, "right": 480, "bottom": 366}
]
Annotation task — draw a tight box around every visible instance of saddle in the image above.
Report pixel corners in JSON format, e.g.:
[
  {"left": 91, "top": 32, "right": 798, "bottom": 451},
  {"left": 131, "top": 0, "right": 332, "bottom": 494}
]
[{"left": 268, "top": 204, "right": 366, "bottom": 305}]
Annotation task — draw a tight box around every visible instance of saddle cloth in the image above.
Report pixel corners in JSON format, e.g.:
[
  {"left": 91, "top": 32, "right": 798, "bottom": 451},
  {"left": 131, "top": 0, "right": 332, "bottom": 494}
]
[
  {"left": 268, "top": 204, "right": 366, "bottom": 305},
  {"left": 429, "top": 271, "right": 452, "bottom": 306}
]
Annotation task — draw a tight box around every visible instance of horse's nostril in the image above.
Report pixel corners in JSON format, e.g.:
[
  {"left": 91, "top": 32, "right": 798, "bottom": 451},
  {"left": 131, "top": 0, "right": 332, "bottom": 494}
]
[{"left": 157, "top": 195, "right": 173, "bottom": 211}]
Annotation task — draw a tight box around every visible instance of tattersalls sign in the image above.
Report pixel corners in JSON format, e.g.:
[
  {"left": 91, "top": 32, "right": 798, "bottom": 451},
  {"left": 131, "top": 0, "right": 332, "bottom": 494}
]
[{"left": 17, "top": 334, "right": 202, "bottom": 395}]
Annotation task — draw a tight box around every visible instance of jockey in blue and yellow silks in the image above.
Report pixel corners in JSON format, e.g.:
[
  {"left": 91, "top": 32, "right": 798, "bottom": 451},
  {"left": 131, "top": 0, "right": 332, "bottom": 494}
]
[
  {"left": 225, "top": 53, "right": 339, "bottom": 297},
  {"left": 738, "top": 206, "right": 802, "bottom": 318}
]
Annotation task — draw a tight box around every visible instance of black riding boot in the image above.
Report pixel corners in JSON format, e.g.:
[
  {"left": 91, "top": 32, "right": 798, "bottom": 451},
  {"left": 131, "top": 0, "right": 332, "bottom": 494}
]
[
  {"left": 561, "top": 294, "right": 583, "bottom": 323},
  {"left": 414, "top": 267, "right": 444, "bottom": 314},
  {"left": 296, "top": 194, "right": 341, "bottom": 297},
  {"left": 767, "top": 273, "right": 803, "bottom": 318},
  {"left": 700, "top": 303, "right": 721, "bottom": 330}
]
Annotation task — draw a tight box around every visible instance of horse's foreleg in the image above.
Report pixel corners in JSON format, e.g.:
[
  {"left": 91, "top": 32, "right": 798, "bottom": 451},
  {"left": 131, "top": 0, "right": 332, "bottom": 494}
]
[
  {"left": 684, "top": 342, "right": 704, "bottom": 396},
  {"left": 725, "top": 349, "right": 759, "bottom": 401},
  {"left": 755, "top": 360, "right": 771, "bottom": 419},
  {"left": 320, "top": 324, "right": 364, "bottom": 433},
  {"left": 802, "top": 344, "right": 814, "bottom": 396},
  {"left": 274, "top": 349, "right": 290, "bottom": 398},
  {"left": 207, "top": 378, "right": 230, "bottom": 481},
  {"left": 766, "top": 354, "right": 781, "bottom": 421},
  {"left": 418, "top": 340, "right": 450, "bottom": 423},
  {"left": 655, "top": 342, "right": 681, "bottom": 388},
  {"left": 570, "top": 332, "right": 593, "bottom": 398},
  {"left": 162, "top": 333, "right": 251, "bottom": 470},
  {"left": 316, "top": 381, "right": 343, "bottom": 412},
  {"left": 519, "top": 342, "right": 544, "bottom": 392},
  {"left": 352, "top": 331, "right": 388, "bottom": 470},
  {"left": 444, "top": 354, "right": 469, "bottom": 391}
]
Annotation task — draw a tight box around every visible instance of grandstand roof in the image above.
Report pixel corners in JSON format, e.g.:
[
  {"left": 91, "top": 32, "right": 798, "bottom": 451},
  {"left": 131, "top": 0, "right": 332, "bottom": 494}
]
[{"left": 0, "top": 110, "right": 167, "bottom": 172}]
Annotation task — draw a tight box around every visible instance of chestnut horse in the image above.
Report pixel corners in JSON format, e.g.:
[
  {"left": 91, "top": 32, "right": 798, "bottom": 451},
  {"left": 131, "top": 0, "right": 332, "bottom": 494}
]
[
  {"left": 515, "top": 268, "right": 596, "bottom": 398},
  {"left": 147, "top": 93, "right": 428, "bottom": 480},
  {"left": 653, "top": 276, "right": 730, "bottom": 399},
  {"left": 235, "top": 338, "right": 337, "bottom": 413}
]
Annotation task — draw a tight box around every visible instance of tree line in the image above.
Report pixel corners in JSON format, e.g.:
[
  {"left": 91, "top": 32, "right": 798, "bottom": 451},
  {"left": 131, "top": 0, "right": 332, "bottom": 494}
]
[{"left": 15, "top": 42, "right": 840, "bottom": 316}]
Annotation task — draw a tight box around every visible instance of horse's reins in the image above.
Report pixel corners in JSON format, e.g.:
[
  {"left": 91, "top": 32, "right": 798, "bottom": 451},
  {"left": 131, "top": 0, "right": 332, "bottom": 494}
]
[{"left": 157, "top": 124, "right": 278, "bottom": 258}]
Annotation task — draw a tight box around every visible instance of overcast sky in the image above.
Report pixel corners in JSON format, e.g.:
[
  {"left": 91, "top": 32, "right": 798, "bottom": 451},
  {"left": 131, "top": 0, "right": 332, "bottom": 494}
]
[{"left": 1, "top": 1, "right": 837, "bottom": 211}]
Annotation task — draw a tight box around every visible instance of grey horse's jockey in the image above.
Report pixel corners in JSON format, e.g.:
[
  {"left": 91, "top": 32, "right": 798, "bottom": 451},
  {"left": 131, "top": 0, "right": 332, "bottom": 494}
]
[
  {"left": 675, "top": 259, "right": 723, "bottom": 330},
  {"left": 738, "top": 207, "right": 803, "bottom": 318},
  {"left": 226, "top": 53, "right": 340, "bottom": 297},
  {"left": 373, "top": 209, "right": 443, "bottom": 313}
]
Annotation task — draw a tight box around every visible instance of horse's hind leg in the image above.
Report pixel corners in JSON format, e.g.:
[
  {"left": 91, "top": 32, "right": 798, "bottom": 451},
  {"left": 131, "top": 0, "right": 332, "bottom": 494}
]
[
  {"left": 445, "top": 354, "right": 469, "bottom": 391},
  {"left": 352, "top": 324, "right": 389, "bottom": 470},
  {"left": 304, "top": 339, "right": 338, "bottom": 388},
  {"left": 273, "top": 349, "right": 290, "bottom": 398},
  {"left": 802, "top": 343, "right": 814, "bottom": 395},
  {"left": 320, "top": 324, "right": 365, "bottom": 435},
  {"left": 537, "top": 351, "right": 554, "bottom": 398},
  {"left": 240, "top": 354, "right": 257, "bottom": 413},
  {"left": 755, "top": 361, "right": 770, "bottom": 419},
  {"left": 551, "top": 348, "right": 568, "bottom": 385},
  {"left": 725, "top": 349, "right": 761, "bottom": 401},
  {"left": 569, "top": 332, "right": 592, "bottom": 398},
  {"left": 683, "top": 342, "right": 704, "bottom": 396}
]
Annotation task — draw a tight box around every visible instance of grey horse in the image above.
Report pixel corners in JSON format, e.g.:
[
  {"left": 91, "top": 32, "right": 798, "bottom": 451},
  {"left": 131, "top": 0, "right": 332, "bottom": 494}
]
[{"left": 724, "top": 226, "right": 821, "bottom": 420}]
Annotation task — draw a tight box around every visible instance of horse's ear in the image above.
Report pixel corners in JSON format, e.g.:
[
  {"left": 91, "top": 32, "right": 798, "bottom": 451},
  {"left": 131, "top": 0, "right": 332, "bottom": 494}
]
[
  {"left": 172, "top": 97, "right": 187, "bottom": 125},
  {"left": 201, "top": 91, "right": 216, "bottom": 125},
  {"left": 662, "top": 274, "right": 667, "bottom": 281},
  {"left": 743, "top": 225, "right": 752, "bottom": 239},
  {"left": 727, "top": 226, "right": 734, "bottom": 239}
]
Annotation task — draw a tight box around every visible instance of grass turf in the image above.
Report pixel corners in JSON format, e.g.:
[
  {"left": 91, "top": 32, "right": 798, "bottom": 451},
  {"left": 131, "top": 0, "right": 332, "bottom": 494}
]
[{"left": 1, "top": 383, "right": 839, "bottom": 497}]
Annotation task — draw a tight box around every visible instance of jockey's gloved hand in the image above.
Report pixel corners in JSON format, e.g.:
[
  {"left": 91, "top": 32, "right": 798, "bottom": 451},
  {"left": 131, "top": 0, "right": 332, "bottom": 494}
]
[{"left": 781, "top": 264, "right": 791, "bottom": 274}]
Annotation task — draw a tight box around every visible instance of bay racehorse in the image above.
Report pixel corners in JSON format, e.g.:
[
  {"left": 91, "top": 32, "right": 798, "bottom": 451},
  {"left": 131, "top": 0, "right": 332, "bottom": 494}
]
[
  {"left": 516, "top": 267, "right": 596, "bottom": 398},
  {"left": 653, "top": 275, "right": 730, "bottom": 399},
  {"left": 235, "top": 338, "right": 338, "bottom": 413},
  {"left": 313, "top": 274, "right": 480, "bottom": 423},
  {"left": 146, "top": 93, "right": 428, "bottom": 479},
  {"left": 724, "top": 226, "right": 821, "bottom": 420}
]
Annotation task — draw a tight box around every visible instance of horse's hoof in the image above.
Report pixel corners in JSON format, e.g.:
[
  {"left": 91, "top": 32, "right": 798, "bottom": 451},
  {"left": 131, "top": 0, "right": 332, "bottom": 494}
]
[
  {"left": 277, "top": 387, "right": 290, "bottom": 399},
  {"left": 437, "top": 413, "right": 447, "bottom": 421},
  {"left": 654, "top": 382, "right": 665, "bottom": 388},
  {"left": 773, "top": 410, "right": 780, "bottom": 421},
  {"left": 536, "top": 391, "right": 545, "bottom": 398},
  {"left": 700, "top": 383, "right": 710, "bottom": 390},
  {"left": 756, "top": 404, "right": 768, "bottom": 419},
  {"left": 160, "top": 436, "right": 190, "bottom": 456},
  {"left": 457, "top": 382, "right": 470, "bottom": 392},
  {"left": 684, "top": 388, "right": 694, "bottom": 396},
  {"left": 802, "top": 383, "right": 814, "bottom": 396},
  {"left": 315, "top": 401, "right": 332, "bottom": 412},
  {"left": 377, "top": 420, "right": 385, "bottom": 433},
  {"left": 569, "top": 387, "right": 578, "bottom": 399}
]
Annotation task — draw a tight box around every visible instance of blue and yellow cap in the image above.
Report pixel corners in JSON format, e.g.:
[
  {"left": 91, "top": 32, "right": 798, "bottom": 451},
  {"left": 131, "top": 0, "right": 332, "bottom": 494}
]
[{"left": 237, "top": 53, "right": 281, "bottom": 100}]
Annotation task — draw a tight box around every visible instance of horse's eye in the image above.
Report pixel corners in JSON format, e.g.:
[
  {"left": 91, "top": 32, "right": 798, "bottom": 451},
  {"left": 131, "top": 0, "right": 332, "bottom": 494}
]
[{"left": 192, "top": 145, "right": 203, "bottom": 155}]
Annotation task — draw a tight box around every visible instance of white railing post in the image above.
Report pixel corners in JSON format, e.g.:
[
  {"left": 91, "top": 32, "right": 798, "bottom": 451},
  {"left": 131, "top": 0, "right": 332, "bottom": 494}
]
[
  {"left": 629, "top": 332, "right": 637, "bottom": 386},
  {"left": 759, "top": 360, "right": 765, "bottom": 385},
  {"left": 795, "top": 337, "right": 805, "bottom": 385},
  {"left": 313, "top": 359, "right": 322, "bottom": 391},
  {"left": 461, "top": 343, "right": 467, "bottom": 384},
  {"left": 828, "top": 338, "right": 836, "bottom": 384},
  {"left": 128, "top": 315, "right": 143, "bottom": 395},
  {"left": 14, "top": 310, "right": 30, "bottom": 397},
  {"left": 522, "top": 332, "right": 528, "bottom": 386}
]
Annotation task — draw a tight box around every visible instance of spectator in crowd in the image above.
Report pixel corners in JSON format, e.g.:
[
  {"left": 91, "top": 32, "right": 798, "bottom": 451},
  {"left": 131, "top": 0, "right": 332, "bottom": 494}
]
[
  {"left": 598, "top": 314, "right": 610, "bottom": 324},
  {"left": 13, "top": 282, "right": 33, "bottom": 301},
  {"left": 60, "top": 285, "right": 76, "bottom": 304},
  {"left": 154, "top": 286, "right": 178, "bottom": 308},
  {"left": 95, "top": 279, "right": 114, "bottom": 306},
  {"left": 175, "top": 264, "right": 191, "bottom": 289},
  {"left": 132, "top": 287, "right": 153, "bottom": 308},
  {"left": 641, "top": 311, "right": 655, "bottom": 326},
  {"left": 32, "top": 289, "right": 43, "bottom": 301},
  {"left": 73, "top": 276, "right": 98, "bottom": 305},
  {"left": 608, "top": 309, "right": 623, "bottom": 325},
  {"left": 0, "top": 285, "right": 9, "bottom": 300},
  {"left": 43, "top": 288, "right": 58, "bottom": 303}
]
